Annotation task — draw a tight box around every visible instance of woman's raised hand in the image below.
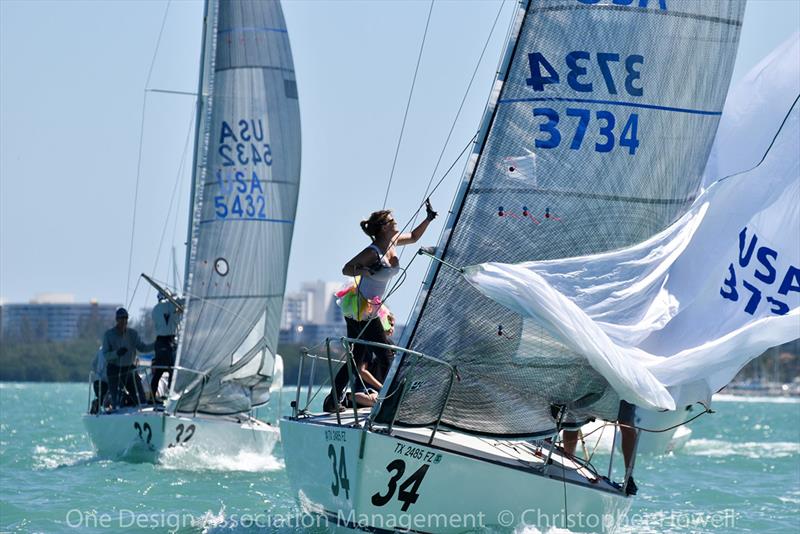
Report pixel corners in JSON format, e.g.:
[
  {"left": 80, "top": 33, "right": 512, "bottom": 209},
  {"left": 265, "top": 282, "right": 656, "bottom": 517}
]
[{"left": 425, "top": 198, "right": 438, "bottom": 221}]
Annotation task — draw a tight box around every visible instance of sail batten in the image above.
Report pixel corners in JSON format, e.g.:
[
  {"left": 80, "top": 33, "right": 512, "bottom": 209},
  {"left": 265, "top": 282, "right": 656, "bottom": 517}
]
[
  {"left": 385, "top": 0, "right": 746, "bottom": 437},
  {"left": 171, "top": 0, "right": 301, "bottom": 415}
]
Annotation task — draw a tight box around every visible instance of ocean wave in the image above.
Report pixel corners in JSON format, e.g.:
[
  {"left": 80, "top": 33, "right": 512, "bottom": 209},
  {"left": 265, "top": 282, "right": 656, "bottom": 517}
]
[
  {"left": 0, "top": 383, "right": 28, "bottom": 390},
  {"left": 158, "top": 447, "right": 284, "bottom": 473},
  {"left": 684, "top": 438, "right": 800, "bottom": 458},
  {"left": 779, "top": 491, "right": 800, "bottom": 505},
  {"left": 32, "top": 445, "right": 95, "bottom": 470},
  {"left": 713, "top": 394, "right": 800, "bottom": 404}
]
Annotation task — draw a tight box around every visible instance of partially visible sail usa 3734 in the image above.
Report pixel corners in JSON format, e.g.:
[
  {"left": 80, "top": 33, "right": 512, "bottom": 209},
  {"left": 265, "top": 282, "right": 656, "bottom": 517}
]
[{"left": 465, "top": 97, "right": 800, "bottom": 411}]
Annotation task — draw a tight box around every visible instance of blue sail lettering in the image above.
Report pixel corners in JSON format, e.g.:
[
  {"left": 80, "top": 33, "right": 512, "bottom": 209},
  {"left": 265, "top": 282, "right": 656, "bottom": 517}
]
[
  {"left": 251, "top": 171, "right": 264, "bottom": 194},
  {"left": 220, "top": 121, "right": 237, "bottom": 144},
  {"left": 737, "top": 227, "right": 757, "bottom": 268},
  {"left": 251, "top": 119, "right": 264, "bottom": 142},
  {"left": 637, "top": 0, "right": 667, "bottom": 9},
  {"left": 778, "top": 266, "right": 800, "bottom": 296},
  {"left": 216, "top": 169, "right": 233, "bottom": 195},
  {"left": 754, "top": 246, "right": 778, "bottom": 285},
  {"left": 235, "top": 171, "right": 247, "bottom": 193},
  {"left": 578, "top": 0, "right": 666, "bottom": 9},
  {"left": 239, "top": 119, "right": 251, "bottom": 141}
]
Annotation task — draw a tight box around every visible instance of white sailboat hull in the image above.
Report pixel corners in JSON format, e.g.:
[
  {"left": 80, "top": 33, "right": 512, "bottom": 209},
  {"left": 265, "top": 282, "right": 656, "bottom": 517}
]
[
  {"left": 281, "top": 416, "right": 631, "bottom": 533},
  {"left": 83, "top": 408, "right": 278, "bottom": 462}
]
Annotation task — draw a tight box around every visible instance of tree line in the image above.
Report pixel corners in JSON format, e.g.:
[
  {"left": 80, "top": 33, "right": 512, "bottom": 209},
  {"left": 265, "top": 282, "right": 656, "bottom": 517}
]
[{"left": 0, "top": 313, "right": 797, "bottom": 385}]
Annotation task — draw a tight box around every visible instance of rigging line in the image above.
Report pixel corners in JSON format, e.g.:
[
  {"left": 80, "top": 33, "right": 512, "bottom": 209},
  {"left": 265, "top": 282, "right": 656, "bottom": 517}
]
[
  {"left": 152, "top": 103, "right": 196, "bottom": 281},
  {"left": 714, "top": 93, "right": 799, "bottom": 187},
  {"left": 125, "top": 0, "right": 173, "bottom": 303},
  {"left": 127, "top": 277, "right": 143, "bottom": 312},
  {"left": 381, "top": 0, "right": 435, "bottom": 209},
  {"left": 144, "top": 273, "right": 254, "bottom": 329},
  {"left": 388, "top": 132, "right": 478, "bottom": 264},
  {"left": 400, "top": 0, "right": 507, "bottom": 264}
]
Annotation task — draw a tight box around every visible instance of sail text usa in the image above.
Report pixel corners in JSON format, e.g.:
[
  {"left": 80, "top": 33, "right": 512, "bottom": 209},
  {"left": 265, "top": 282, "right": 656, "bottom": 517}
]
[
  {"left": 720, "top": 227, "right": 799, "bottom": 316},
  {"left": 215, "top": 119, "right": 271, "bottom": 220}
]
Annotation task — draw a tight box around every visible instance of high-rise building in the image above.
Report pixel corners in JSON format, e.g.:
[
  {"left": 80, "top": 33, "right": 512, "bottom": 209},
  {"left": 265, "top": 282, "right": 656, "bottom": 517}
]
[
  {"left": 281, "top": 291, "right": 312, "bottom": 329},
  {"left": 280, "top": 281, "right": 345, "bottom": 345},
  {"left": 0, "top": 294, "right": 120, "bottom": 342}
]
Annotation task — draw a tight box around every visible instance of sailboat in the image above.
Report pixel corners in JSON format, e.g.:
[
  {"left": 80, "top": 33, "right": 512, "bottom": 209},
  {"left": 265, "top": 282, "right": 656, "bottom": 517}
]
[
  {"left": 280, "top": 0, "right": 750, "bottom": 530},
  {"left": 84, "top": 0, "right": 301, "bottom": 461}
]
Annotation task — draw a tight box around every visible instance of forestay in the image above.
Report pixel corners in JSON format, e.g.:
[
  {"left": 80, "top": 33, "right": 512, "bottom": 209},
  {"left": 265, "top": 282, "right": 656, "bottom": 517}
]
[
  {"left": 379, "top": 0, "right": 745, "bottom": 437},
  {"left": 171, "top": 0, "right": 301, "bottom": 415}
]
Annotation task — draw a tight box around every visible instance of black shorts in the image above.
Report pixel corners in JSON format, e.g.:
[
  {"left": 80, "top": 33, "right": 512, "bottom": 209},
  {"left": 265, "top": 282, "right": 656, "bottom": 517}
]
[{"left": 618, "top": 400, "right": 636, "bottom": 425}]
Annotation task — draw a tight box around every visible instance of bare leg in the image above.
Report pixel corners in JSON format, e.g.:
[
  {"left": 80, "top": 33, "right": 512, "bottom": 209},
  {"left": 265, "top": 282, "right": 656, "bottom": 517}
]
[
  {"left": 562, "top": 429, "right": 578, "bottom": 456},
  {"left": 354, "top": 392, "right": 378, "bottom": 407},
  {"left": 620, "top": 424, "right": 637, "bottom": 470}
]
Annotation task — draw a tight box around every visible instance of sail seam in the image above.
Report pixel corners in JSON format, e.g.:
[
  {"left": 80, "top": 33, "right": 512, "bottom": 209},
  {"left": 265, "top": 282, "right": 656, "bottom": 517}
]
[
  {"left": 529, "top": 4, "right": 743, "bottom": 27},
  {"left": 198, "top": 294, "right": 284, "bottom": 300},
  {"left": 469, "top": 188, "right": 695, "bottom": 205},
  {"left": 202, "top": 178, "right": 299, "bottom": 186},
  {"left": 218, "top": 26, "right": 287, "bottom": 34},
  {"left": 214, "top": 65, "right": 295, "bottom": 74},
  {"left": 498, "top": 97, "right": 722, "bottom": 116},
  {"left": 198, "top": 218, "right": 293, "bottom": 225}
]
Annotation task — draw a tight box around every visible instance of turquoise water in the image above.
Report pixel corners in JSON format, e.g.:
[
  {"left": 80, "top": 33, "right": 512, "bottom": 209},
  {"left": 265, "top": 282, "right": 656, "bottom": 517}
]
[{"left": 1, "top": 383, "right": 798, "bottom": 533}]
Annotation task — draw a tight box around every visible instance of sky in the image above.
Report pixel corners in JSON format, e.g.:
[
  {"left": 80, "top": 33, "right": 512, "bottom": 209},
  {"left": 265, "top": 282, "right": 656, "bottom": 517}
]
[{"left": 1, "top": 0, "right": 799, "bottom": 326}]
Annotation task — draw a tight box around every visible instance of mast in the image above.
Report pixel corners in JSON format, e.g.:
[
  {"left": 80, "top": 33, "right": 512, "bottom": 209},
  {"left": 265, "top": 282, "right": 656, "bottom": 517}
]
[
  {"left": 170, "top": 0, "right": 218, "bottom": 408},
  {"left": 183, "top": 0, "right": 215, "bottom": 293},
  {"left": 401, "top": 0, "right": 530, "bottom": 351}
]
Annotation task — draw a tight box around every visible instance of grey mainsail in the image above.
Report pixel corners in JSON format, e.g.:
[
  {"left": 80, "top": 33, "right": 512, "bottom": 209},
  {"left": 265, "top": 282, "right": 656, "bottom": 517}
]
[
  {"left": 171, "top": 0, "right": 301, "bottom": 415},
  {"left": 379, "top": 0, "right": 745, "bottom": 436}
]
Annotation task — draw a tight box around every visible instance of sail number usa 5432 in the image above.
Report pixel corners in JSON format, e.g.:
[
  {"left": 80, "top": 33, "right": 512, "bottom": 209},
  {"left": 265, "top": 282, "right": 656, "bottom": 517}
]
[{"left": 214, "top": 118, "right": 271, "bottom": 220}]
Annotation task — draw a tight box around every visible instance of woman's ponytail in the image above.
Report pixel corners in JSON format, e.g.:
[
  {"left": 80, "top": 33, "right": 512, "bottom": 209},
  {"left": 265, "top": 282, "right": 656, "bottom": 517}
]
[
  {"left": 360, "top": 210, "right": 393, "bottom": 240},
  {"left": 360, "top": 219, "right": 371, "bottom": 237}
]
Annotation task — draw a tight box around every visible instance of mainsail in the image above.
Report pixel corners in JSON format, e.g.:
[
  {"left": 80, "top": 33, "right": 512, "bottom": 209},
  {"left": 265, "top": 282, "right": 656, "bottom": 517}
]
[
  {"left": 379, "top": 0, "right": 745, "bottom": 436},
  {"left": 171, "top": 0, "right": 301, "bottom": 415}
]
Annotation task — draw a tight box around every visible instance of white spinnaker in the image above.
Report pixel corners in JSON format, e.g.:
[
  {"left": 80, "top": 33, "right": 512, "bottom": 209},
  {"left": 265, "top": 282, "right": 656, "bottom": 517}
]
[
  {"left": 703, "top": 32, "right": 800, "bottom": 187},
  {"left": 465, "top": 97, "right": 799, "bottom": 411}
]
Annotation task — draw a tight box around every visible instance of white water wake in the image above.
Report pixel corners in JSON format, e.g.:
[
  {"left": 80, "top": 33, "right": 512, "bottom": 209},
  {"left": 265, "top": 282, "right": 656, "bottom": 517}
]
[
  {"left": 158, "top": 446, "right": 284, "bottom": 472},
  {"left": 684, "top": 438, "right": 799, "bottom": 459},
  {"left": 713, "top": 394, "right": 800, "bottom": 404}
]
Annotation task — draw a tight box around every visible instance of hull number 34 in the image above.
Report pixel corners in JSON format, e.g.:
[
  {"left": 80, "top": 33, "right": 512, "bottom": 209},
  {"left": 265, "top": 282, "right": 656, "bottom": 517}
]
[{"left": 326, "top": 444, "right": 432, "bottom": 512}]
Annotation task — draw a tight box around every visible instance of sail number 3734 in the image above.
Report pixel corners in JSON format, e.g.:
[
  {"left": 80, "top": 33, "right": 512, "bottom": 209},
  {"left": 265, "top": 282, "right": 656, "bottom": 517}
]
[{"left": 526, "top": 51, "right": 643, "bottom": 155}]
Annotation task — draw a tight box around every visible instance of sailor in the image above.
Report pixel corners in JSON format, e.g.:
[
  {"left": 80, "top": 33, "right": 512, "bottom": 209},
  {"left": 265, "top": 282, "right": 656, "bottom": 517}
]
[
  {"left": 324, "top": 201, "right": 437, "bottom": 412},
  {"left": 102, "top": 307, "right": 154, "bottom": 409},
  {"left": 89, "top": 348, "right": 109, "bottom": 414},
  {"left": 562, "top": 400, "right": 639, "bottom": 495},
  {"left": 150, "top": 293, "right": 184, "bottom": 401},
  {"left": 368, "top": 312, "right": 396, "bottom": 384}
]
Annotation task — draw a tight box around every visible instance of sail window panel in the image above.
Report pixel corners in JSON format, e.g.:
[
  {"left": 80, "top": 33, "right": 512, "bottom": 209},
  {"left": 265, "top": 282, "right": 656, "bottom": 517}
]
[
  {"left": 229, "top": 314, "right": 266, "bottom": 366},
  {"left": 390, "top": 0, "right": 745, "bottom": 436}
]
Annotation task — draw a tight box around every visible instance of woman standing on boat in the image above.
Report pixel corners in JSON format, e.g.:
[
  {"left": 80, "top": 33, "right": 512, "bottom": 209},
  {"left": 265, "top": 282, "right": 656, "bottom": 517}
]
[{"left": 323, "top": 201, "right": 437, "bottom": 412}]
